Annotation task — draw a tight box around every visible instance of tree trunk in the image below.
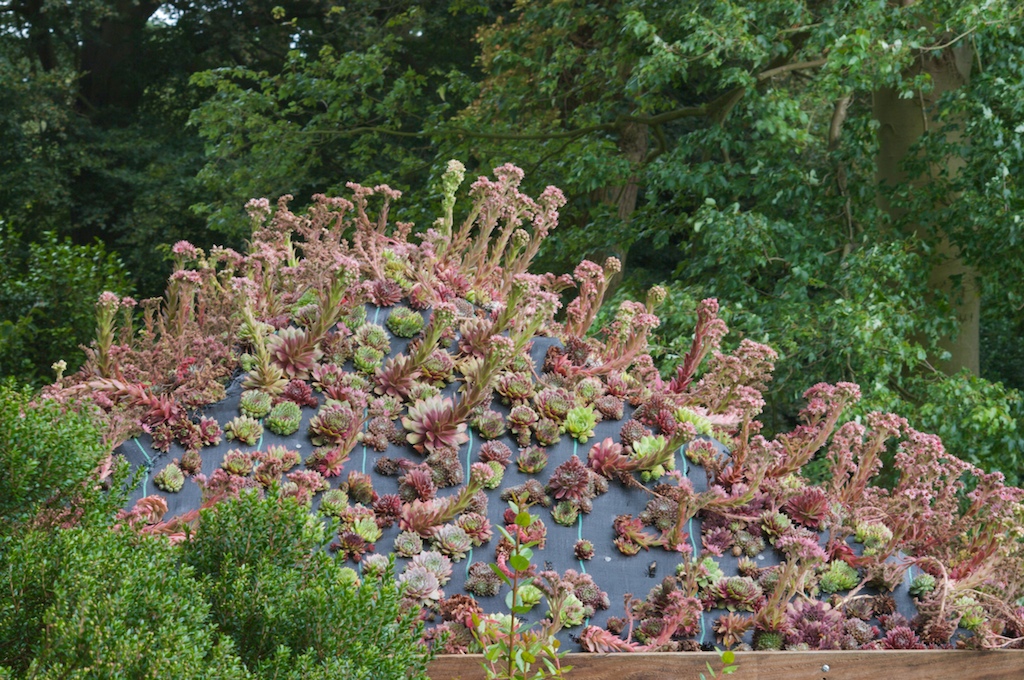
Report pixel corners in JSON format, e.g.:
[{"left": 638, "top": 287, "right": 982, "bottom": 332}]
[
  {"left": 78, "top": 1, "right": 162, "bottom": 114},
  {"left": 593, "top": 121, "right": 648, "bottom": 291},
  {"left": 873, "top": 44, "right": 978, "bottom": 375}
]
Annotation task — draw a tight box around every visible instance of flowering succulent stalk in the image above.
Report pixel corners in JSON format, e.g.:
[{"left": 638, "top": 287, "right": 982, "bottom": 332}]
[
  {"left": 398, "top": 462, "right": 489, "bottom": 536},
  {"left": 94, "top": 291, "right": 123, "bottom": 378},
  {"left": 240, "top": 306, "right": 288, "bottom": 394}
]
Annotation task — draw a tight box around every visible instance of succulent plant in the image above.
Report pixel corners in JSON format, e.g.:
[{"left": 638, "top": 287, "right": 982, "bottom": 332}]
[
  {"left": 752, "top": 628, "right": 785, "bottom": 651},
  {"left": 714, "top": 576, "right": 764, "bottom": 612},
  {"left": 506, "top": 404, "right": 539, "bottom": 446},
  {"left": 197, "top": 416, "right": 223, "bottom": 446},
  {"left": 394, "top": 530, "right": 425, "bottom": 557},
  {"left": 496, "top": 372, "right": 535, "bottom": 406},
  {"left": 372, "top": 493, "right": 402, "bottom": 528},
  {"left": 471, "top": 409, "right": 506, "bottom": 440},
  {"left": 714, "top": 611, "right": 754, "bottom": 648},
  {"left": 408, "top": 550, "right": 449, "bottom": 588},
  {"left": 305, "top": 445, "right": 349, "bottom": 477},
  {"left": 419, "top": 350, "right": 455, "bottom": 386},
  {"left": 908, "top": 572, "right": 937, "bottom": 598},
  {"left": 360, "top": 553, "right": 391, "bottom": 580},
  {"left": 551, "top": 500, "right": 580, "bottom": 527},
  {"left": 532, "top": 418, "right": 562, "bottom": 447},
  {"left": 154, "top": 462, "right": 185, "bottom": 492},
  {"left": 319, "top": 488, "right": 349, "bottom": 518},
  {"left": 374, "top": 354, "right": 421, "bottom": 400},
  {"left": 265, "top": 399, "right": 302, "bottom": 435},
  {"left": 465, "top": 561, "right": 502, "bottom": 597},
  {"left": 586, "top": 438, "right": 632, "bottom": 479},
  {"left": 674, "top": 407, "right": 714, "bottom": 437},
  {"left": 239, "top": 389, "right": 273, "bottom": 419},
  {"left": 402, "top": 395, "right": 468, "bottom": 455},
  {"left": 593, "top": 395, "right": 624, "bottom": 421},
  {"left": 352, "top": 516, "right": 384, "bottom": 544},
  {"left": 386, "top": 306, "right": 425, "bottom": 337},
  {"left": 276, "top": 378, "right": 315, "bottom": 405},
  {"left": 308, "top": 399, "right": 362, "bottom": 447},
  {"left": 221, "top": 449, "right": 255, "bottom": 476},
  {"left": 224, "top": 415, "right": 263, "bottom": 446},
  {"left": 178, "top": 449, "right": 202, "bottom": 476},
  {"left": 399, "top": 464, "right": 438, "bottom": 502},
  {"left": 266, "top": 326, "right": 324, "bottom": 380},
  {"left": 880, "top": 625, "right": 926, "bottom": 650},
  {"left": 353, "top": 345, "right": 385, "bottom": 374},
  {"left": 574, "top": 539, "right": 595, "bottom": 561},
  {"left": 354, "top": 323, "right": 391, "bottom": 353},
  {"left": 546, "top": 455, "right": 592, "bottom": 504},
  {"left": 784, "top": 486, "right": 831, "bottom": 529},
  {"left": 361, "top": 416, "right": 393, "bottom": 451},
  {"left": 431, "top": 524, "right": 473, "bottom": 561},
  {"left": 619, "top": 419, "right": 651, "bottom": 449},
  {"left": 456, "top": 512, "right": 493, "bottom": 546},
  {"left": 573, "top": 377, "right": 605, "bottom": 405},
  {"left": 819, "top": 559, "right": 860, "bottom": 594},
  {"left": 481, "top": 460, "right": 504, "bottom": 489},
  {"left": 285, "top": 469, "right": 329, "bottom": 505},
  {"left": 344, "top": 470, "right": 376, "bottom": 505},
  {"left": 478, "top": 440, "right": 513, "bottom": 467},
  {"left": 534, "top": 387, "right": 573, "bottom": 423},
  {"left": 759, "top": 510, "right": 793, "bottom": 542},
  {"left": 252, "top": 444, "right": 301, "bottom": 486},
  {"left": 333, "top": 531, "right": 373, "bottom": 563},
  {"left": 516, "top": 445, "right": 549, "bottom": 474},
  {"left": 311, "top": 362, "right": 345, "bottom": 393},
  {"left": 399, "top": 565, "right": 443, "bottom": 606},
  {"left": 854, "top": 521, "right": 894, "bottom": 555},
  {"left": 342, "top": 304, "right": 366, "bottom": 331},
  {"left": 370, "top": 278, "right": 404, "bottom": 306},
  {"left": 407, "top": 382, "right": 441, "bottom": 402}
]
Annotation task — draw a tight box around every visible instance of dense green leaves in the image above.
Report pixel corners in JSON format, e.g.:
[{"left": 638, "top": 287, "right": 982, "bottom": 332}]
[
  {"left": 0, "top": 231, "right": 130, "bottom": 385},
  {"left": 0, "top": 385, "right": 109, "bottom": 532}
]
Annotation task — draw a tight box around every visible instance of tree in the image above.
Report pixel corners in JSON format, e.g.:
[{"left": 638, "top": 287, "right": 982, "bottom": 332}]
[{"left": 186, "top": 0, "right": 1024, "bottom": 481}]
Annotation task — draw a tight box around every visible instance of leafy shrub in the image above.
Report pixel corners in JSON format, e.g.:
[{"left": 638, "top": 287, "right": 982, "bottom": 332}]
[
  {"left": 0, "top": 384, "right": 109, "bottom": 533},
  {"left": 0, "top": 526, "right": 248, "bottom": 679},
  {"left": 183, "top": 489, "right": 432, "bottom": 679}
]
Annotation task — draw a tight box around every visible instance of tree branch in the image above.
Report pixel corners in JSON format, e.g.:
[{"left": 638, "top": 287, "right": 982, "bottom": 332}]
[{"left": 756, "top": 58, "right": 828, "bottom": 81}]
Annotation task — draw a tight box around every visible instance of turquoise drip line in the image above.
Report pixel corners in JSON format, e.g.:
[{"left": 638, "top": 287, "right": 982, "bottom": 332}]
[
  {"left": 465, "top": 429, "right": 475, "bottom": 576},
  {"left": 679, "top": 443, "right": 705, "bottom": 643},
  {"left": 361, "top": 406, "right": 369, "bottom": 474},
  {"left": 574, "top": 439, "right": 589, "bottom": 626},
  {"left": 132, "top": 437, "right": 153, "bottom": 496}
]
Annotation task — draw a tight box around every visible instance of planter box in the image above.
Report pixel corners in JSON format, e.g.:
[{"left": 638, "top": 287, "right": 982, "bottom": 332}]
[{"left": 428, "top": 651, "right": 1024, "bottom": 679}]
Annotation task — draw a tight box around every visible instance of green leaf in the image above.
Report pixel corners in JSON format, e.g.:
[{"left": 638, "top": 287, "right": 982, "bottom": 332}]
[
  {"left": 509, "top": 554, "right": 530, "bottom": 572},
  {"left": 514, "top": 511, "right": 532, "bottom": 528}
]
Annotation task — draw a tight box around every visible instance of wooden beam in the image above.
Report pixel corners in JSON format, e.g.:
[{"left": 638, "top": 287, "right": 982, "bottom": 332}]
[{"left": 428, "top": 651, "right": 1024, "bottom": 679}]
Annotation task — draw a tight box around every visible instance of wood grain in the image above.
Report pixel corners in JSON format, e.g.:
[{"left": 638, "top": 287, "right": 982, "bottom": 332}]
[{"left": 428, "top": 651, "right": 1024, "bottom": 679}]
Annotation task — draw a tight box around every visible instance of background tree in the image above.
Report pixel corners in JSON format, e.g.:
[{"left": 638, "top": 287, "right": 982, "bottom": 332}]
[{"left": 1, "top": 0, "right": 1022, "bottom": 482}]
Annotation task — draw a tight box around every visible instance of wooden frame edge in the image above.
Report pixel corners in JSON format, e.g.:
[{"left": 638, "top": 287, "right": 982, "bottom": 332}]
[{"left": 428, "top": 650, "right": 1024, "bottom": 679}]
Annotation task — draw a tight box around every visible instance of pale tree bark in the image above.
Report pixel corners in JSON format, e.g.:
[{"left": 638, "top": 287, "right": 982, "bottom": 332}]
[{"left": 873, "top": 43, "right": 978, "bottom": 375}]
